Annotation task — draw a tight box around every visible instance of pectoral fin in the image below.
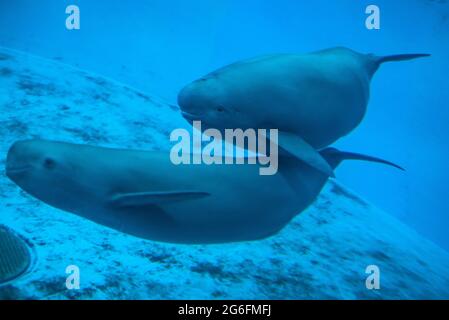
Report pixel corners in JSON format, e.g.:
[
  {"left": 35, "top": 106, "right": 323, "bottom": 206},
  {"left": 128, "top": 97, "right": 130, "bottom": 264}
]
[
  {"left": 269, "top": 131, "right": 335, "bottom": 177},
  {"left": 109, "top": 191, "right": 210, "bottom": 207}
]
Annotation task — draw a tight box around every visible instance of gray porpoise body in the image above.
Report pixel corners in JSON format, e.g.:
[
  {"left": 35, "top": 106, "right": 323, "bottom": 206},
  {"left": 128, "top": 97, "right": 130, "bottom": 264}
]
[
  {"left": 5, "top": 140, "right": 334, "bottom": 244},
  {"left": 5, "top": 140, "right": 401, "bottom": 244},
  {"left": 178, "top": 47, "right": 429, "bottom": 148}
]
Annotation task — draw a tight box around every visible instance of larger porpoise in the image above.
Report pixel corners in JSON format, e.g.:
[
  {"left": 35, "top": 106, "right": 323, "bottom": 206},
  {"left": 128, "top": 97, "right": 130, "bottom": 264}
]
[
  {"left": 6, "top": 140, "right": 402, "bottom": 244},
  {"left": 178, "top": 47, "right": 429, "bottom": 176}
]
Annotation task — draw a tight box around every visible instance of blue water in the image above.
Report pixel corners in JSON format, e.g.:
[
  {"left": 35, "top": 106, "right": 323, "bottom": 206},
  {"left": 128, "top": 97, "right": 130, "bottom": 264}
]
[{"left": 0, "top": 0, "right": 449, "bottom": 299}]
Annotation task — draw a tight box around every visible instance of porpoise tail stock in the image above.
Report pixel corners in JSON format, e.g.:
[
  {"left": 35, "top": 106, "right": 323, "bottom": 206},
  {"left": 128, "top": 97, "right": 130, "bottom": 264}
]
[
  {"left": 377, "top": 53, "right": 431, "bottom": 64},
  {"left": 319, "top": 148, "right": 405, "bottom": 172},
  {"left": 367, "top": 53, "right": 431, "bottom": 74}
]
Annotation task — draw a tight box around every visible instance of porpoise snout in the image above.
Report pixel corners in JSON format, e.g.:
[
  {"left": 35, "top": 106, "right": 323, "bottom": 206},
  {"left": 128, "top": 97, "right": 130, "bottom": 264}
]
[
  {"left": 5, "top": 140, "right": 37, "bottom": 178},
  {"left": 178, "top": 82, "right": 205, "bottom": 123},
  {"left": 177, "top": 82, "right": 196, "bottom": 112}
]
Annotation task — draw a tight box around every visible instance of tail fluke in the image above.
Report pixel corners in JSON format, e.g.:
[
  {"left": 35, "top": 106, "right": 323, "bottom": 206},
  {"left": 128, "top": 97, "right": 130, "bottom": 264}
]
[
  {"left": 377, "top": 53, "right": 431, "bottom": 65},
  {"left": 320, "top": 148, "right": 405, "bottom": 171}
]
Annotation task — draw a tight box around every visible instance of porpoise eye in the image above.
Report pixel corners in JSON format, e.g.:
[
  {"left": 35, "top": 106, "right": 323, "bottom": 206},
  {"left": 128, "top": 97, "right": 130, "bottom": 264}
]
[
  {"left": 43, "top": 158, "right": 57, "bottom": 170},
  {"left": 216, "top": 106, "right": 224, "bottom": 113}
]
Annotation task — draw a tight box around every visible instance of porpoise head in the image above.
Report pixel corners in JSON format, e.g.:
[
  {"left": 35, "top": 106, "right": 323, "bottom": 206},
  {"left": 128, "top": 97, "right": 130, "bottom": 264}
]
[
  {"left": 177, "top": 74, "right": 244, "bottom": 131},
  {"left": 5, "top": 140, "right": 182, "bottom": 241},
  {"left": 6, "top": 140, "right": 97, "bottom": 213}
]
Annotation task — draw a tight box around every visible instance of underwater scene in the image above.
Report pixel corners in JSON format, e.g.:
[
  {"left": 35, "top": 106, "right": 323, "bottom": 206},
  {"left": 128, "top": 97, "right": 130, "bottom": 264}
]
[{"left": 0, "top": 0, "right": 449, "bottom": 300}]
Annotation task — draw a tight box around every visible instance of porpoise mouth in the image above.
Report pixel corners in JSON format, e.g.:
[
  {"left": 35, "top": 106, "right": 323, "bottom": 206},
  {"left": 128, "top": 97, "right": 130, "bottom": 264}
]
[
  {"left": 181, "top": 111, "right": 201, "bottom": 121},
  {"left": 5, "top": 165, "right": 33, "bottom": 175}
]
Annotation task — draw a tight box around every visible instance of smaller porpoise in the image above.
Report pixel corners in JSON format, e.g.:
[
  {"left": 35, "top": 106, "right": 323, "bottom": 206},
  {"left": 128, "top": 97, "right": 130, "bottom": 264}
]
[
  {"left": 6, "top": 140, "right": 402, "bottom": 244},
  {"left": 178, "top": 47, "right": 429, "bottom": 176}
]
